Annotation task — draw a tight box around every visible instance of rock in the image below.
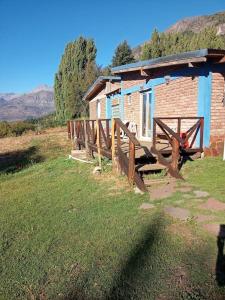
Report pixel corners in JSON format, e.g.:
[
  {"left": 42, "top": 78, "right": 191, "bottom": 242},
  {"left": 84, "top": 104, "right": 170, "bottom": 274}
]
[
  {"left": 139, "top": 203, "right": 155, "bottom": 210},
  {"left": 193, "top": 190, "right": 209, "bottom": 198},
  {"left": 134, "top": 186, "right": 144, "bottom": 195},
  {"left": 199, "top": 198, "right": 225, "bottom": 211},
  {"left": 92, "top": 166, "right": 101, "bottom": 175},
  {"left": 164, "top": 206, "right": 190, "bottom": 221}
]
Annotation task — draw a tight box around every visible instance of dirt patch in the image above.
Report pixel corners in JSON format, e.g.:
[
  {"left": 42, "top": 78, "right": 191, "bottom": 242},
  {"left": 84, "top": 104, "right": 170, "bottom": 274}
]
[
  {"left": 149, "top": 182, "right": 176, "bottom": 200},
  {"left": 164, "top": 206, "right": 190, "bottom": 221},
  {"left": 195, "top": 214, "right": 215, "bottom": 223},
  {"left": 0, "top": 127, "right": 67, "bottom": 154},
  {"left": 199, "top": 198, "right": 225, "bottom": 211}
]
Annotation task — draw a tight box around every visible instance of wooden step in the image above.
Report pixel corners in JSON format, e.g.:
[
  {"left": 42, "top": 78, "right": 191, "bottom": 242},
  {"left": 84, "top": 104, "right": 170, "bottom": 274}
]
[{"left": 137, "top": 163, "right": 167, "bottom": 172}]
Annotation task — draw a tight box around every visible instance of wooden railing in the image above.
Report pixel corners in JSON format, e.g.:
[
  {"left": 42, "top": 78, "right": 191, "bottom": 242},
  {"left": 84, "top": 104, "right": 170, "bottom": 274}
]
[
  {"left": 153, "top": 117, "right": 204, "bottom": 152},
  {"left": 67, "top": 118, "right": 147, "bottom": 192},
  {"left": 112, "top": 118, "right": 147, "bottom": 192}
]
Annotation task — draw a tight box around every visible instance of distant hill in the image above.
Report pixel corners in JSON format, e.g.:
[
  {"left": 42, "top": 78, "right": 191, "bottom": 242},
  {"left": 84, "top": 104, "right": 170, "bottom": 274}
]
[
  {"left": 166, "top": 11, "right": 225, "bottom": 35},
  {"left": 133, "top": 10, "right": 225, "bottom": 60},
  {"left": 0, "top": 85, "right": 54, "bottom": 121}
]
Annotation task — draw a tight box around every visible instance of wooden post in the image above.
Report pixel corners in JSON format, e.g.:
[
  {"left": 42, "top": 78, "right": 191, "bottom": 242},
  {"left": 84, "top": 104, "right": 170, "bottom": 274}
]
[
  {"left": 128, "top": 140, "right": 135, "bottom": 185},
  {"left": 67, "top": 121, "right": 71, "bottom": 139},
  {"left": 153, "top": 118, "right": 156, "bottom": 148},
  {"left": 84, "top": 120, "right": 91, "bottom": 158},
  {"left": 96, "top": 119, "right": 102, "bottom": 168},
  {"left": 171, "top": 137, "right": 180, "bottom": 172},
  {"left": 111, "top": 118, "right": 116, "bottom": 162},
  {"left": 200, "top": 118, "right": 204, "bottom": 151}
]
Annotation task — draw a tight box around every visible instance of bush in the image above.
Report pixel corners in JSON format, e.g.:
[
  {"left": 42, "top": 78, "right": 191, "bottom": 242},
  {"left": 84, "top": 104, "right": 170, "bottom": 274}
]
[
  {"left": 0, "top": 122, "right": 11, "bottom": 138},
  {"left": 0, "top": 113, "right": 66, "bottom": 138},
  {"left": 0, "top": 121, "right": 35, "bottom": 138}
]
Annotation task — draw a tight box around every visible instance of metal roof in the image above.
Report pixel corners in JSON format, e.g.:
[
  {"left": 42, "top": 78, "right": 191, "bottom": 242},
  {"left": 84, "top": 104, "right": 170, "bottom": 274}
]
[
  {"left": 83, "top": 76, "right": 121, "bottom": 101},
  {"left": 111, "top": 49, "right": 225, "bottom": 73}
]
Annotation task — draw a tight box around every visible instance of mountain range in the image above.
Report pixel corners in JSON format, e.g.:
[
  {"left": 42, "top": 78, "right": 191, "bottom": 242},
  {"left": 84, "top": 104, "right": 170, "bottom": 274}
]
[{"left": 0, "top": 85, "right": 54, "bottom": 121}]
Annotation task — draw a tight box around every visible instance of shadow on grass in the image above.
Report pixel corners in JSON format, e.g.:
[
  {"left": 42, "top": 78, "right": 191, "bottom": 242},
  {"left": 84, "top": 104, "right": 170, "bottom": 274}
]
[
  {"left": 0, "top": 146, "right": 44, "bottom": 174},
  {"left": 64, "top": 216, "right": 164, "bottom": 300},
  {"left": 216, "top": 224, "right": 225, "bottom": 287},
  {"left": 107, "top": 217, "right": 163, "bottom": 299}
]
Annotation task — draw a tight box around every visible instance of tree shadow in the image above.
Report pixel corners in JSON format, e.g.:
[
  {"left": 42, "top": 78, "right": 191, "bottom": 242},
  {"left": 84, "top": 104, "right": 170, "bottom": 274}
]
[
  {"left": 0, "top": 146, "right": 44, "bottom": 174},
  {"left": 216, "top": 224, "right": 225, "bottom": 287},
  {"left": 64, "top": 217, "right": 163, "bottom": 300},
  {"left": 107, "top": 217, "right": 163, "bottom": 299}
]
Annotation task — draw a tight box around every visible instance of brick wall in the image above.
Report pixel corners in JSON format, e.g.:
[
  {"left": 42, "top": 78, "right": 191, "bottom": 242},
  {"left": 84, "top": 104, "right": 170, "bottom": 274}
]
[
  {"left": 154, "top": 77, "right": 198, "bottom": 132},
  {"left": 124, "top": 91, "right": 141, "bottom": 136},
  {"left": 205, "top": 71, "right": 225, "bottom": 156},
  {"left": 122, "top": 71, "right": 145, "bottom": 89},
  {"left": 89, "top": 98, "right": 106, "bottom": 119}
]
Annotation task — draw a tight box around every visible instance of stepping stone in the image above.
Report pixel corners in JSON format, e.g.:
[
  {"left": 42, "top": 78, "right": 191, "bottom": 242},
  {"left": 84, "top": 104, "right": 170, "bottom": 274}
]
[
  {"left": 139, "top": 203, "right": 155, "bottom": 210},
  {"left": 164, "top": 206, "right": 190, "bottom": 221},
  {"left": 194, "top": 190, "right": 209, "bottom": 198},
  {"left": 195, "top": 214, "right": 214, "bottom": 223},
  {"left": 199, "top": 198, "right": 225, "bottom": 211},
  {"left": 150, "top": 182, "right": 175, "bottom": 200},
  {"left": 202, "top": 223, "right": 220, "bottom": 236}
]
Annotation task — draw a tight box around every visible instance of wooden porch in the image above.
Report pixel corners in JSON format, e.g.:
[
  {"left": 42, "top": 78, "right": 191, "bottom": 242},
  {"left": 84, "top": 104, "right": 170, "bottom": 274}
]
[{"left": 67, "top": 117, "right": 204, "bottom": 192}]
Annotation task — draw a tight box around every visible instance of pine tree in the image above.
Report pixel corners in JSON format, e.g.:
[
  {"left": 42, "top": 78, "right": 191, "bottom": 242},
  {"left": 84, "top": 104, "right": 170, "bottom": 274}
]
[
  {"left": 54, "top": 36, "right": 99, "bottom": 121},
  {"left": 112, "top": 40, "right": 135, "bottom": 67}
]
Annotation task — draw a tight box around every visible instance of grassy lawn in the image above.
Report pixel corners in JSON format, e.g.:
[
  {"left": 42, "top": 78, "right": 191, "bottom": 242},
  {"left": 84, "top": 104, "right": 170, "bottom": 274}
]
[{"left": 0, "top": 129, "right": 225, "bottom": 299}]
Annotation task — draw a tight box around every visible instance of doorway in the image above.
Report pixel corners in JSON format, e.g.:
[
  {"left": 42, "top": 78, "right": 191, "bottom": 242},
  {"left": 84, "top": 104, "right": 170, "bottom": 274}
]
[{"left": 140, "top": 91, "right": 152, "bottom": 140}]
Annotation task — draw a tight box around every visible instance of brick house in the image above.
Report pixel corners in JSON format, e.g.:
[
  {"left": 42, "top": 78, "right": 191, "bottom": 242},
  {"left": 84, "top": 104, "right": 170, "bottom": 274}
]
[{"left": 83, "top": 49, "right": 225, "bottom": 155}]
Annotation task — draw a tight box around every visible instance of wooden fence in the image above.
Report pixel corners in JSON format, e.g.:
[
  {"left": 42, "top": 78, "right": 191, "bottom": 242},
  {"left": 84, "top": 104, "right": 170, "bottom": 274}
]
[{"left": 67, "top": 118, "right": 147, "bottom": 191}]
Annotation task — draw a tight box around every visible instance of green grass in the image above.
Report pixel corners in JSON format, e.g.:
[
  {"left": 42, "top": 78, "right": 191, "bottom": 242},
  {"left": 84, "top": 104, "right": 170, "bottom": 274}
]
[
  {"left": 182, "top": 156, "right": 225, "bottom": 202},
  {"left": 0, "top": 134, "right": 225, "bottom": 299}
]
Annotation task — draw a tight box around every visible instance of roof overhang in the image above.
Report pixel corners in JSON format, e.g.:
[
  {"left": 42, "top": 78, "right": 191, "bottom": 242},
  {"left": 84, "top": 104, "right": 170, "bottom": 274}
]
[
  {"left": 111, "top": 49, "right": 225, "bottom": 75},
  {"left": 83, "top": 76, "right": 121, "bottom": 101}
]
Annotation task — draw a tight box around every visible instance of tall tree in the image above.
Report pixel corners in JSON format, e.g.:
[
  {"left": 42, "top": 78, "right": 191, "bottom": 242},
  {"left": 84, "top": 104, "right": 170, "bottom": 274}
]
[
  {"left": 54, "top": 36, "right": 99, "bottom": 121},
  {"left": 112, "top": 40, "right": 135, "bottom": 67}
]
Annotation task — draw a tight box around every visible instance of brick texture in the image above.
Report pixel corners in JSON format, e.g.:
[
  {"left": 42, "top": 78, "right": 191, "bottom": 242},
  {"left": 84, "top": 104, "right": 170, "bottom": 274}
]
[{"left": 154, "top": 77, "right": 198, "bottom": 132}]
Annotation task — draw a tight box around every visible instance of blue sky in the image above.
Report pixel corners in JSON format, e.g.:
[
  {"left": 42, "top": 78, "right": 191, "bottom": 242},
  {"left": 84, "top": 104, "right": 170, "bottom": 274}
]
[{"left": 0, "top": 0, "right": 224, "bottom": 93}]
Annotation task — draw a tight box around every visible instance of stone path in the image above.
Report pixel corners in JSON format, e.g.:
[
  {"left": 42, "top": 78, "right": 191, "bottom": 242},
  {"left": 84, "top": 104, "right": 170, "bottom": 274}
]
[
  {"left": 195, "top": 214, "right": 215, "bottom": 223},
  {"left": 199, "top": 198, "right": 225, "bottom": 211},
  {"left": 149, "top": 182, "right": 176, "bottom": 200},
  {"left": 164, "top": 206, "right": 190, "bottom": 221}
]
